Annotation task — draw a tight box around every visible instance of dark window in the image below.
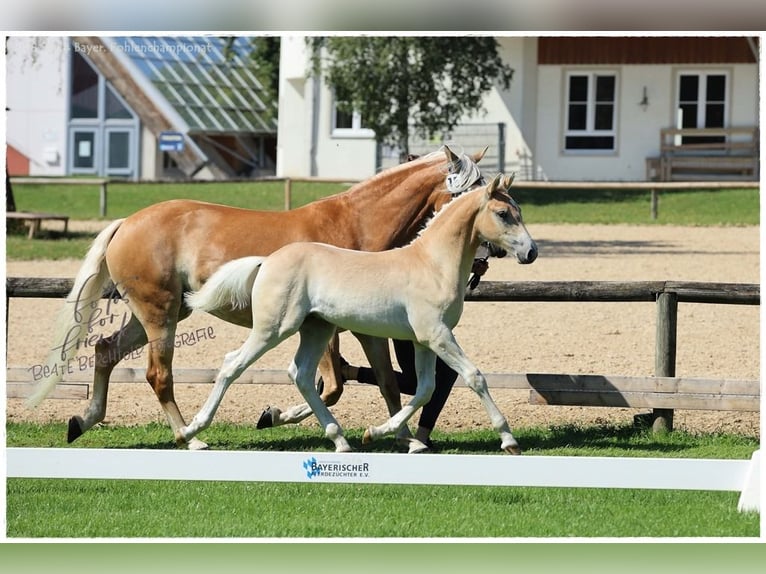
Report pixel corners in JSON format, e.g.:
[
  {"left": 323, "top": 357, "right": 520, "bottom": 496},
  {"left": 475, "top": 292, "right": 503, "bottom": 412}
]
[
  {"left": 678, "top": 73, "right": 727, "bottom": 145},
  {"left": 105, "top": 86, "right": 134, "bottom": 120},
  {"left": 565, "top": 72, "right": 616, "bottom": 152},
  {"left": 70, "top": 52, "right": 99, "bottom": 119}
]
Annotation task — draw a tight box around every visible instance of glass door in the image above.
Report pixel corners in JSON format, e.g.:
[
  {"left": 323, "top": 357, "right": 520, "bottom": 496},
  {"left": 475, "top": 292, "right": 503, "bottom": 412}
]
[
  {"left": 105, "top": 128, "right": 135, "bottom": 178},
  {"left": 70, "top": 129, "right": 99, "bottom": 174}
]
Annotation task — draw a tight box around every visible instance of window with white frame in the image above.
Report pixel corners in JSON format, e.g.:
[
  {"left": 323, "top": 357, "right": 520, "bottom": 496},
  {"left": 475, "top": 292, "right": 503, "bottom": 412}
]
[
  {"left": 676, "top": 71, "right": 728, "bottom": 145},
  {"left": 564, "top": 71, "right": 617, "bottom": 152},
  {"left": 332, "top": 89, "right": 374, "bottom": 137}
]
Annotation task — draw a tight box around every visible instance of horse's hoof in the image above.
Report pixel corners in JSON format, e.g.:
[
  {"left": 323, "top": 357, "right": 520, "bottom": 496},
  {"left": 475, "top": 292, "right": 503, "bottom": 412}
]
[
  {"left": 503, "top": 444, "right": 522, "bottom": 455},
  {"left": 67, "top": 416, "right": 84, "bottom": 443},
  {"left": 188, "top": 438, "right": 209, "bottom": 451},
  {"left": 407, "top": 439, "right": 430, "bottom": 454},
  {"left": 256, "top": 406, "right": 274, "bottom": 429},
  {"left": 362, "top": 427, "right": 374, "bottom": 445}
]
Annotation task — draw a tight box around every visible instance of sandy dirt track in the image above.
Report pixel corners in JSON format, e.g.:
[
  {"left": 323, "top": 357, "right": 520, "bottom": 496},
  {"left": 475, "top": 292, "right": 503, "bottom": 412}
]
[{"left": 5, "top": 222, "right": 761, "bottom": 440}]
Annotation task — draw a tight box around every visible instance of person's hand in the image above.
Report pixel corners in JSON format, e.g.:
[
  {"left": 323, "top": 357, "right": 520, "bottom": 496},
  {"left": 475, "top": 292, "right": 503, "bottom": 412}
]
[{"left": 471, "top": 258, "right": 489, "bottom": 277}]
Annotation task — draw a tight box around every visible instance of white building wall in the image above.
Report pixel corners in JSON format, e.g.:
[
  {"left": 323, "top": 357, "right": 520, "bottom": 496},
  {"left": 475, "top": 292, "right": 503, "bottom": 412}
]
[
  {"left": 535, "top": 62, "right": 759, "bottom": 181},
  {"left": 464, "top": 37, "right": 540, "bottom": 179},
  {"left": 276, "top": 37, "right": 759, "bottom": 182},
  {"left": 278, "top": 36, "right": 379, "bottom": 180},
  {"left": 6, "top": 37, "right": 69, "bottom": 176}
]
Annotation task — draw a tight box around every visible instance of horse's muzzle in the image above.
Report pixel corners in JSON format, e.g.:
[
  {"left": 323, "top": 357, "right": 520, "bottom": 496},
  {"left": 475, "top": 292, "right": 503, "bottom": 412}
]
[{"left": 517, "top": 242, "right": 538, "bottom": 264}]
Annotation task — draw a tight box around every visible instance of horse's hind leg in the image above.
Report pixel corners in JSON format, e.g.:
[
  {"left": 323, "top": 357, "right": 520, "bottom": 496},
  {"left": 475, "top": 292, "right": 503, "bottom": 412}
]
[
  {"left": 256, "top": 334, "right": 344, "bottom": 428},
  {"left": 68, "top": 314, "right": 147, "bottom": 443},
  {"left": 291, "top": 318, "right": 351, "bottom": 452}
]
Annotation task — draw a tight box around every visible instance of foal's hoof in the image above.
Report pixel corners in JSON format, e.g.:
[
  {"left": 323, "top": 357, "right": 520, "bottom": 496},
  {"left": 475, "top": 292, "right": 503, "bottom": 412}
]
[
  {"left": 256, "top": 406, "right": 275, "bottom": 429},
  {"left": 187, "top": 438, "right": 209, "bottom": 451},
  {"left": 67, "top": 416, "right": 84, "bottom": 443},
  {"left": 503, "top": 444, "right": 522, "bottom": 455}
]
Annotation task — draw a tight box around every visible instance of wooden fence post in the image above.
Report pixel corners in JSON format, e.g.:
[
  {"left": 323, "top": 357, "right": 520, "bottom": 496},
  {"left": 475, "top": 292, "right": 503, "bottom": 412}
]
[
  {"left": 99, "top": 180, "right": 108, "bottom": 217},
  {"left": 284, "top": 178, "right": 292, "bottom": 211},
  {"left": 654, "top": 291, "right": 678, "bottom": 432},
  {"left": 650, "top": 189, "right": 658, "bottom": 220}
]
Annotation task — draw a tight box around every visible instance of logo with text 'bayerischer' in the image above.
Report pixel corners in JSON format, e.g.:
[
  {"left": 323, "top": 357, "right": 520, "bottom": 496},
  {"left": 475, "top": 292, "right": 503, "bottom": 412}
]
[{"left": 302, "top": 457, "right": 370, "bottom": 480}]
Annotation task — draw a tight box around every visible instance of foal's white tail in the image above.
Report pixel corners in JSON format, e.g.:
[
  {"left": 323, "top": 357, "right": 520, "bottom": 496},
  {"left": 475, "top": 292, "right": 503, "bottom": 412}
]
[
  {"left": 26, "top": 219, "right": 125, "bottom": 408},
  {"left": 185, "top": 256, "right": 266, "bottom": 313}
]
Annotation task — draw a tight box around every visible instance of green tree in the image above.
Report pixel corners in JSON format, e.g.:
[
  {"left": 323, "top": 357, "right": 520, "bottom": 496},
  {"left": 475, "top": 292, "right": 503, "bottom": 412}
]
[{"left": 310, "top": 36, "right": 513, "bottom": 158}]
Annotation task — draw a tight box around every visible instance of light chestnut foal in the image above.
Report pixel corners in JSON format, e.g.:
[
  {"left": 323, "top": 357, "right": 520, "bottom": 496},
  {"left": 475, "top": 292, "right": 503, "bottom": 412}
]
[
  {"left": 27, "top": 146, "right": 486, "bottom": 451},
  {"left": 180, "top": 173, "right": 538, "bottom": 454}
]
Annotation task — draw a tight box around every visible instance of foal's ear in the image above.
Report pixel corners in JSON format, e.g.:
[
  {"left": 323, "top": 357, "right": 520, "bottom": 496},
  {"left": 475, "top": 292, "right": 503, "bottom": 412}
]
[
  {"left": 486, "top": 173, "right": 503, "bottom": 198},
  {"left": 472, "top": 145, "right": 489, "bottom": 164},
  {"left": 443, "top": 145, "right": 459, "bottom": 165}
]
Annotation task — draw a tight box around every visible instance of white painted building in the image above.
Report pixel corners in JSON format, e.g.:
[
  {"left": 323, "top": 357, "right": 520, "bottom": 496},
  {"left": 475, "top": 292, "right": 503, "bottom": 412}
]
[{"left": 277, "top": 36, "right": 759, "bottom": 182}]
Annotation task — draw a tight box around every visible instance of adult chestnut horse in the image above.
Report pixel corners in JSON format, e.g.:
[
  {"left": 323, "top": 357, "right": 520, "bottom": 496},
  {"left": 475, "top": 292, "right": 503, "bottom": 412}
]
[
  {"left": 180, "top": 173, "right": 537, "bottom": 453},
  {"left": 27, "top": 145, "right": 487, "bottom": 450}
]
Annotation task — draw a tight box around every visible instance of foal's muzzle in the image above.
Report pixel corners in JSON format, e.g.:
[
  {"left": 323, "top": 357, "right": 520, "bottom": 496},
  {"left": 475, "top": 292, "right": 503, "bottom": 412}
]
[{"left": 518, "top": 242, "right": 538, "bottom": 264}]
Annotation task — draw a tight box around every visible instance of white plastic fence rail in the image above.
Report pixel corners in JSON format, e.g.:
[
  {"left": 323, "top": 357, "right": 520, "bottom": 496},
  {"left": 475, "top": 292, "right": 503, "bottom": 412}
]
[{"left": 6, "top": 448, "right": 759, "bottom": 513}]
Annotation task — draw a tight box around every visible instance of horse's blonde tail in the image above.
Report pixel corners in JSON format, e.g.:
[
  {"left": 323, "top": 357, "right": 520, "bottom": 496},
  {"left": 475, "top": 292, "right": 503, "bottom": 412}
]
[
  {"left": 185, "top": 256, "right": 266, "bottom": 313},
  {"left": 26, "top": 218, "right": 125, "bottom": 408}
]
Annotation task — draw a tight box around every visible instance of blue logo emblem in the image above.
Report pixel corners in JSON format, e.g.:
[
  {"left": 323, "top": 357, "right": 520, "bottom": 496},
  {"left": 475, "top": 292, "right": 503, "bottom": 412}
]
[{"left": 302, "top": 457, "right": 320, "bottom": 479}]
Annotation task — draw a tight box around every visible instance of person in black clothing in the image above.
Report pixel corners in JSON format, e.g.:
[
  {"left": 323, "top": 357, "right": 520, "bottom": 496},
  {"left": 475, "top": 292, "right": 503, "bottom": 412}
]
[{"left": 338, "top": 243, "right": 499, "bottom": 452}]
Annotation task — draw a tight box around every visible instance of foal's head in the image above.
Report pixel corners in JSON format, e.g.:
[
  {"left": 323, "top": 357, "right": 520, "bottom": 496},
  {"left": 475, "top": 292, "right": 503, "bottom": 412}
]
[{"left": 476, "top": 174, "right": 538, "bottom": 265}]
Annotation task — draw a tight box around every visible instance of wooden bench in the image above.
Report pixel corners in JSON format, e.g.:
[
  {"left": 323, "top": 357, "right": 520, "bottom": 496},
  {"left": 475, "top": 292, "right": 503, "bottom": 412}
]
[
  {"left": 6, "top": 211, "right": 70, "bottom": 239},
  {"left": 647, "top": 126, "right": 759, "bottom": 181}
]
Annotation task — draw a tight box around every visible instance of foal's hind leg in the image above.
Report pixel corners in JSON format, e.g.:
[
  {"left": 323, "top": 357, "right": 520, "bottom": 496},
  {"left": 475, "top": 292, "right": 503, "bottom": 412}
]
[
  {"left": 179, "top": 321, "right": 291, "bottom": 443},
  {"left": 256, "top": 334, "right": 344, "bottom": 428},
  {"left": 68, "top": 314, "right": 147, "bottom": 443}
]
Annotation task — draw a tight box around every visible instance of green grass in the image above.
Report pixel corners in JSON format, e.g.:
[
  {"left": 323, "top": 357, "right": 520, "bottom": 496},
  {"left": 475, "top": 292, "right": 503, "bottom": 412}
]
[
  {"left": 6, "top": 183, "right": 759, "bottom": 261},
  {"left": 6, "top": 421, "right": 759, "bottom": 538}
]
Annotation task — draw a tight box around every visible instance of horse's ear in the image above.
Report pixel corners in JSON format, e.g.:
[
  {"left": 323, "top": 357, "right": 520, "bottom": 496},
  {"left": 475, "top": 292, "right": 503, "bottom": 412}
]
[
  {"left": 486, "top": 173, "right": 502, "bottom": 198},
  {"left": 503, "top": 172, "right": 516, "bottom": 189},
  {"left": 472, "top": 146, "right": 489, "bottom": 164},
  {"left": 443, "top": 145, "right": 459, "bottom": 165}
]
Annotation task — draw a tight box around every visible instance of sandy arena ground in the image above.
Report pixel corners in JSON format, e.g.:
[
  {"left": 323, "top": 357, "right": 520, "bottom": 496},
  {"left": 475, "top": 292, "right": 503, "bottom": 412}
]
[{"left": 5, "top": 222, "right": 761, "bottom": 439}]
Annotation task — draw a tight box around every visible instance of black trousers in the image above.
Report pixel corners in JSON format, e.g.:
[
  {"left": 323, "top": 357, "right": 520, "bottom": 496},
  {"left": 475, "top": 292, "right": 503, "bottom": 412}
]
[{"left": 355, "top": 339, "right": 458, "bottom": 431}]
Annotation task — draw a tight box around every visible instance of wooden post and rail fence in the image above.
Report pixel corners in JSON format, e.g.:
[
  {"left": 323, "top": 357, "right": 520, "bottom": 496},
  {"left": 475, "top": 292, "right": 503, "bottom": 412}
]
[
  {"left": 10, "top": 176, "right": 759, "bottom": 225},
  {"left": 6, "top": 277, "right": 759, "bottom": 433}
]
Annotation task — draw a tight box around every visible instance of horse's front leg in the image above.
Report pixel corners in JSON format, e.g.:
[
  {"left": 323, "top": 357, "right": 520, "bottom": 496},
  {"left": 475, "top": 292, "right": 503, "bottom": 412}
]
[
  {"left": 256, "top": 333, "right": 344, "bottom": 429},
  {"left": 363, "top": 344, "right": 436, "bottom": 446},
  {"left": 354, "top": 335, "right": 426, "bottom": 453},
  {"left": 292, "top": 319, "right": 352, "bottom": 453},
  {"left": 428, "top": 327, "right": 521, "bottom": 455}
]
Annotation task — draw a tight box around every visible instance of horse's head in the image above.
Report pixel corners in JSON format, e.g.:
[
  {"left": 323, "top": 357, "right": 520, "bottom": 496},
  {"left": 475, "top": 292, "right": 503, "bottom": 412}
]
[
  {"left": 424, "top": 144, "right": 488, "bottom": 214},
  {"left": 476, "top": 173, "right": 538, "bottom": 265}
]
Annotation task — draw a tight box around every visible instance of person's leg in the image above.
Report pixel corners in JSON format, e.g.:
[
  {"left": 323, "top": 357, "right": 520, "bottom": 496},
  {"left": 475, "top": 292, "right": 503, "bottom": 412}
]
[{"left": 414, "top": 357, "right": 459, "bottom": 446}]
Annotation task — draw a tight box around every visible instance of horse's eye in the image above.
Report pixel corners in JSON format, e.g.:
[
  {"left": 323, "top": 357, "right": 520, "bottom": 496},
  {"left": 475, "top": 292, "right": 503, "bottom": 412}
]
[{"left": 496, "top": 209, "right": 509, "bottom": 220}]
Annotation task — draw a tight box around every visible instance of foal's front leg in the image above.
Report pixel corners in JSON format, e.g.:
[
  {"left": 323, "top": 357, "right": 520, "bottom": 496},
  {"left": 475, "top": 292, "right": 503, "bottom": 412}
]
[
  {"left": 429, "top": 327, "right": 521, "bottom": 455},
  {"left": 362, "top": 344, "right": 436, "bottom": 445},
  {"left": 291, "top": 318, "right": 352, "bottom": 452},
  {"left": 354, "top": 335, "right": 426, "bottom": 454}
]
